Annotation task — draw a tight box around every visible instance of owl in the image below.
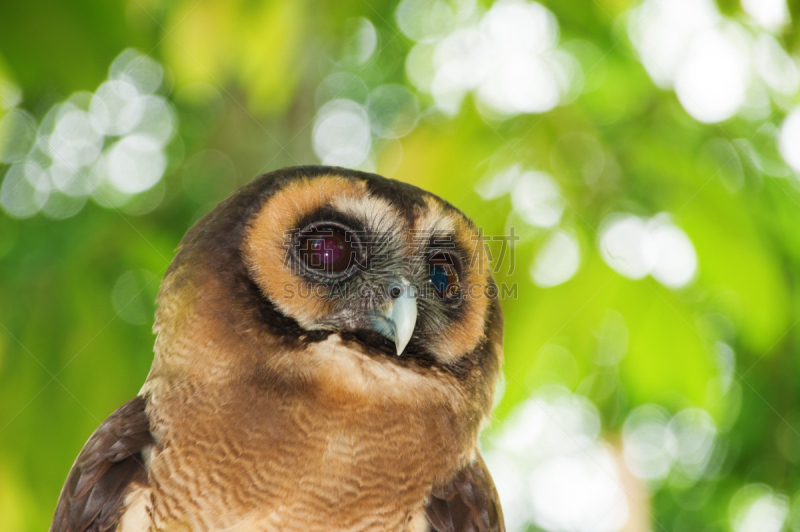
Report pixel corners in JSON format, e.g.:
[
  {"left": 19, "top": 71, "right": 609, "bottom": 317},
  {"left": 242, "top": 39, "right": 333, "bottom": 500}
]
[{"left": 51, "top": 166, "right": 505, "bottom": 532}]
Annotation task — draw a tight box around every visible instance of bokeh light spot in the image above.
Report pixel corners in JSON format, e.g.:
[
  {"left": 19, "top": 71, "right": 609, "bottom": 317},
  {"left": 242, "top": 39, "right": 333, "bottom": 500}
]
[
  {"left": 105, "top": 135, "right": 167, "bottom": 194},
  {"left": 511, "top": 171, "right": 564, "bottom": 228},
  {"left": 730, "top": 485, "right": 789, "bottom": 532},
  {"left": 623, "top": 404, "right": 676, "bottom": 482},
  {"left": 367, "top": 85, "right": 419, "bottom": 139},
  {"left": 674, "top": 28, "right": 748, "bottom": 123},
  {"left": 741, "top": 0, "right": 790, "bottom": 31},
  {"left": 779, "top": 107, "right": 800, "bottom": 173},
  {"left": 599, "top": 213, "right": 697, "bottom": 288},
  {"left": 530, "top": 230, "right": 581, "bottom": 287},
  {"left": 0, "top": 109, "right": 37, "bottom": 164},
  {"left": 312, "top": 99, "right": 372, "bottom": 168}
]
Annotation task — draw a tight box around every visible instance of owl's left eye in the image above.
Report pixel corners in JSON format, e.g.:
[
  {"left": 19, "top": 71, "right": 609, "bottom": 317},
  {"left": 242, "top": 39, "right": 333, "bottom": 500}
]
[
  {"left": 428, "top": 251, "right": 460, "bottom": 300},
  {"left": 298, "top": 225, "right": 357, "bottom": 276}
]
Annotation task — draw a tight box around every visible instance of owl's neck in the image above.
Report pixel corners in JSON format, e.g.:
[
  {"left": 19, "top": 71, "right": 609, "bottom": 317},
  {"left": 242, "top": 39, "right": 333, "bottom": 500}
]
[{"left": 141, "top": 368, "right": 475, "bottom": 531}]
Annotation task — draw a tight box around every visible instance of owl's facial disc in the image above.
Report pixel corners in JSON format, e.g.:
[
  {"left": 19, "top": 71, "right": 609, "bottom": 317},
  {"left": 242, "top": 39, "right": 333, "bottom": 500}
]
[
  {"left": 243, "top": 173, "right": 494, "bottom": 365},
  {"left": 370, "top": 279, "right": 418, "bottom": 356}
]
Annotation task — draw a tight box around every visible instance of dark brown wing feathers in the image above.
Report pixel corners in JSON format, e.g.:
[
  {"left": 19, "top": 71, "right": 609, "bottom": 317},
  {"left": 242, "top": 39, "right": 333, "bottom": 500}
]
[
  {"left": 51, "top": 396, "right": 153, "bottom": 532},
  {"left": 425, "top": 456, "right": 505, "bottom": 532}
]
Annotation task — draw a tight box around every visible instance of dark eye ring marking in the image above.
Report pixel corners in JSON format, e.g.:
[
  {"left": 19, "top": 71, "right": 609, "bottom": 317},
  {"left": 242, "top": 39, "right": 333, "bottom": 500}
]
[
  {"left": 428, "top": 250, "right": 461, "bottom": 301},
  {"left": 296, "top": 222, "right": 362, "bottom": 278}
]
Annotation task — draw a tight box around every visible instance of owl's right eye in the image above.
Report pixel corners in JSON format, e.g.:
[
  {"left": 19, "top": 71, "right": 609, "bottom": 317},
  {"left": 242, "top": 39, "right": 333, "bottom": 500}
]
[{"left": 298, "top": 225, "right": 357, "bottom": 276}]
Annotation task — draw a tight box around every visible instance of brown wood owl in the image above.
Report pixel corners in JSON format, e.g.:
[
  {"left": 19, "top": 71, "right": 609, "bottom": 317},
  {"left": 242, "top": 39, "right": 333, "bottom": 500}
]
[{"left": 50, "top": 166, "right": 505, "bottom": 532}]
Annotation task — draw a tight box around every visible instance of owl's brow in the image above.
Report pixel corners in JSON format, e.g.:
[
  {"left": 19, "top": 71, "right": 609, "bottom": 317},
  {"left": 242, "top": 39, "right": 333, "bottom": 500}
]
[
  {"left": 281, "top": 227, "right": 397, "bottom": 242},
  {"left": 407, "top": 228, "right": 457, "bottom": 247},
  {"left": 344, "top": 229, "right": 393, "bottom": 244}
]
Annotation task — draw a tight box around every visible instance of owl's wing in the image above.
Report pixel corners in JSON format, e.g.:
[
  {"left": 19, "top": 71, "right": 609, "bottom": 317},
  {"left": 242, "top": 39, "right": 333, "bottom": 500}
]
[
  {"left": 425, "top": 454, "right": 505, "bottom": 532},
  {"left": 50, "top": 396, "right": 154, "bottom": 532}
]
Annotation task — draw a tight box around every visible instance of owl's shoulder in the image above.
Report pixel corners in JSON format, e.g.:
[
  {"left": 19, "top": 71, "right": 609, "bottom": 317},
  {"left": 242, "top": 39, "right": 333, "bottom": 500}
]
[{"left": 50, "top": 396, "right": 154, "bottom": 532}]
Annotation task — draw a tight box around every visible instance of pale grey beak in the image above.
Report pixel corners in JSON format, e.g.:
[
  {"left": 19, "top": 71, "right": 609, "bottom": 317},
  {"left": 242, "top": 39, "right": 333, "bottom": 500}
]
[{"left": 370, "top": 282, "right": 418, "bottom": 356}]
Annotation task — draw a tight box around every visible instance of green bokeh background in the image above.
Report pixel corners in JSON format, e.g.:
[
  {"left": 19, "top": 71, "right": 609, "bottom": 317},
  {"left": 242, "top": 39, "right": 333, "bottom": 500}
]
[{"left": 2, "top": 0, "right": 800, "bottom": 530}]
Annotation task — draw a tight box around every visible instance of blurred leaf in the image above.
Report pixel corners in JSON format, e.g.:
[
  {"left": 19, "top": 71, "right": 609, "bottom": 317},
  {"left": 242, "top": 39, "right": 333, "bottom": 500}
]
[
  {"left": 164, "top": 0, "right": 307, "bottom": 115},
  {"left": 0, "top": 0, "right": 147, "bottom": 94}
]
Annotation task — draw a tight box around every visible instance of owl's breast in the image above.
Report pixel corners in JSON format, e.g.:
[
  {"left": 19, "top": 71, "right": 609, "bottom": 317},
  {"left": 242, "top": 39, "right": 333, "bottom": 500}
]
[{"left": 143, "top": 361, "right": 470, "bottom": 532}]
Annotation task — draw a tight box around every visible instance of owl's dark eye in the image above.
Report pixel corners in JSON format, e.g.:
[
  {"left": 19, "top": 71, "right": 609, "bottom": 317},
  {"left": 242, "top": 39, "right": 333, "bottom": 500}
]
[
  {"left": 428, "top": 251, "right": 460, "bottom": 299},
  {"left": 298, "top": 225, "right": 356, "bottom": 275}
]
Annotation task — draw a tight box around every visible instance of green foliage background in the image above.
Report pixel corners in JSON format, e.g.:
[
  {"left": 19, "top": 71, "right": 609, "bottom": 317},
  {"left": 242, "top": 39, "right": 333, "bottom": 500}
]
[{"left": 1, "top": 0, "right": 800, "bottom": 530}]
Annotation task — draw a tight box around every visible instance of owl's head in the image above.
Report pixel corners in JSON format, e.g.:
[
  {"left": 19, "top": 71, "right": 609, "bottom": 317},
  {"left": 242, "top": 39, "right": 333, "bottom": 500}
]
[{"left": 154, "top": 167, "right": 502, "bottom": 412}]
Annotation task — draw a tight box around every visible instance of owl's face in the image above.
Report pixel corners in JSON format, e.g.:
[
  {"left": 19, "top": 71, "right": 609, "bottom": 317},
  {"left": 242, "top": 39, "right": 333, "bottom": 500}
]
[
  {"left": 243, "top": 171, "right": 494, "bottom": 365},
  {"left": 156, "top": 166, "right": 502, "bottom": 413}
]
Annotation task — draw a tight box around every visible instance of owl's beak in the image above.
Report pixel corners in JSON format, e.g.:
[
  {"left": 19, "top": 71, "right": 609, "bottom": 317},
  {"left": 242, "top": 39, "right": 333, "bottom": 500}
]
[{"left": 370, "top": 281, "right": 418, "bottom": 356}]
